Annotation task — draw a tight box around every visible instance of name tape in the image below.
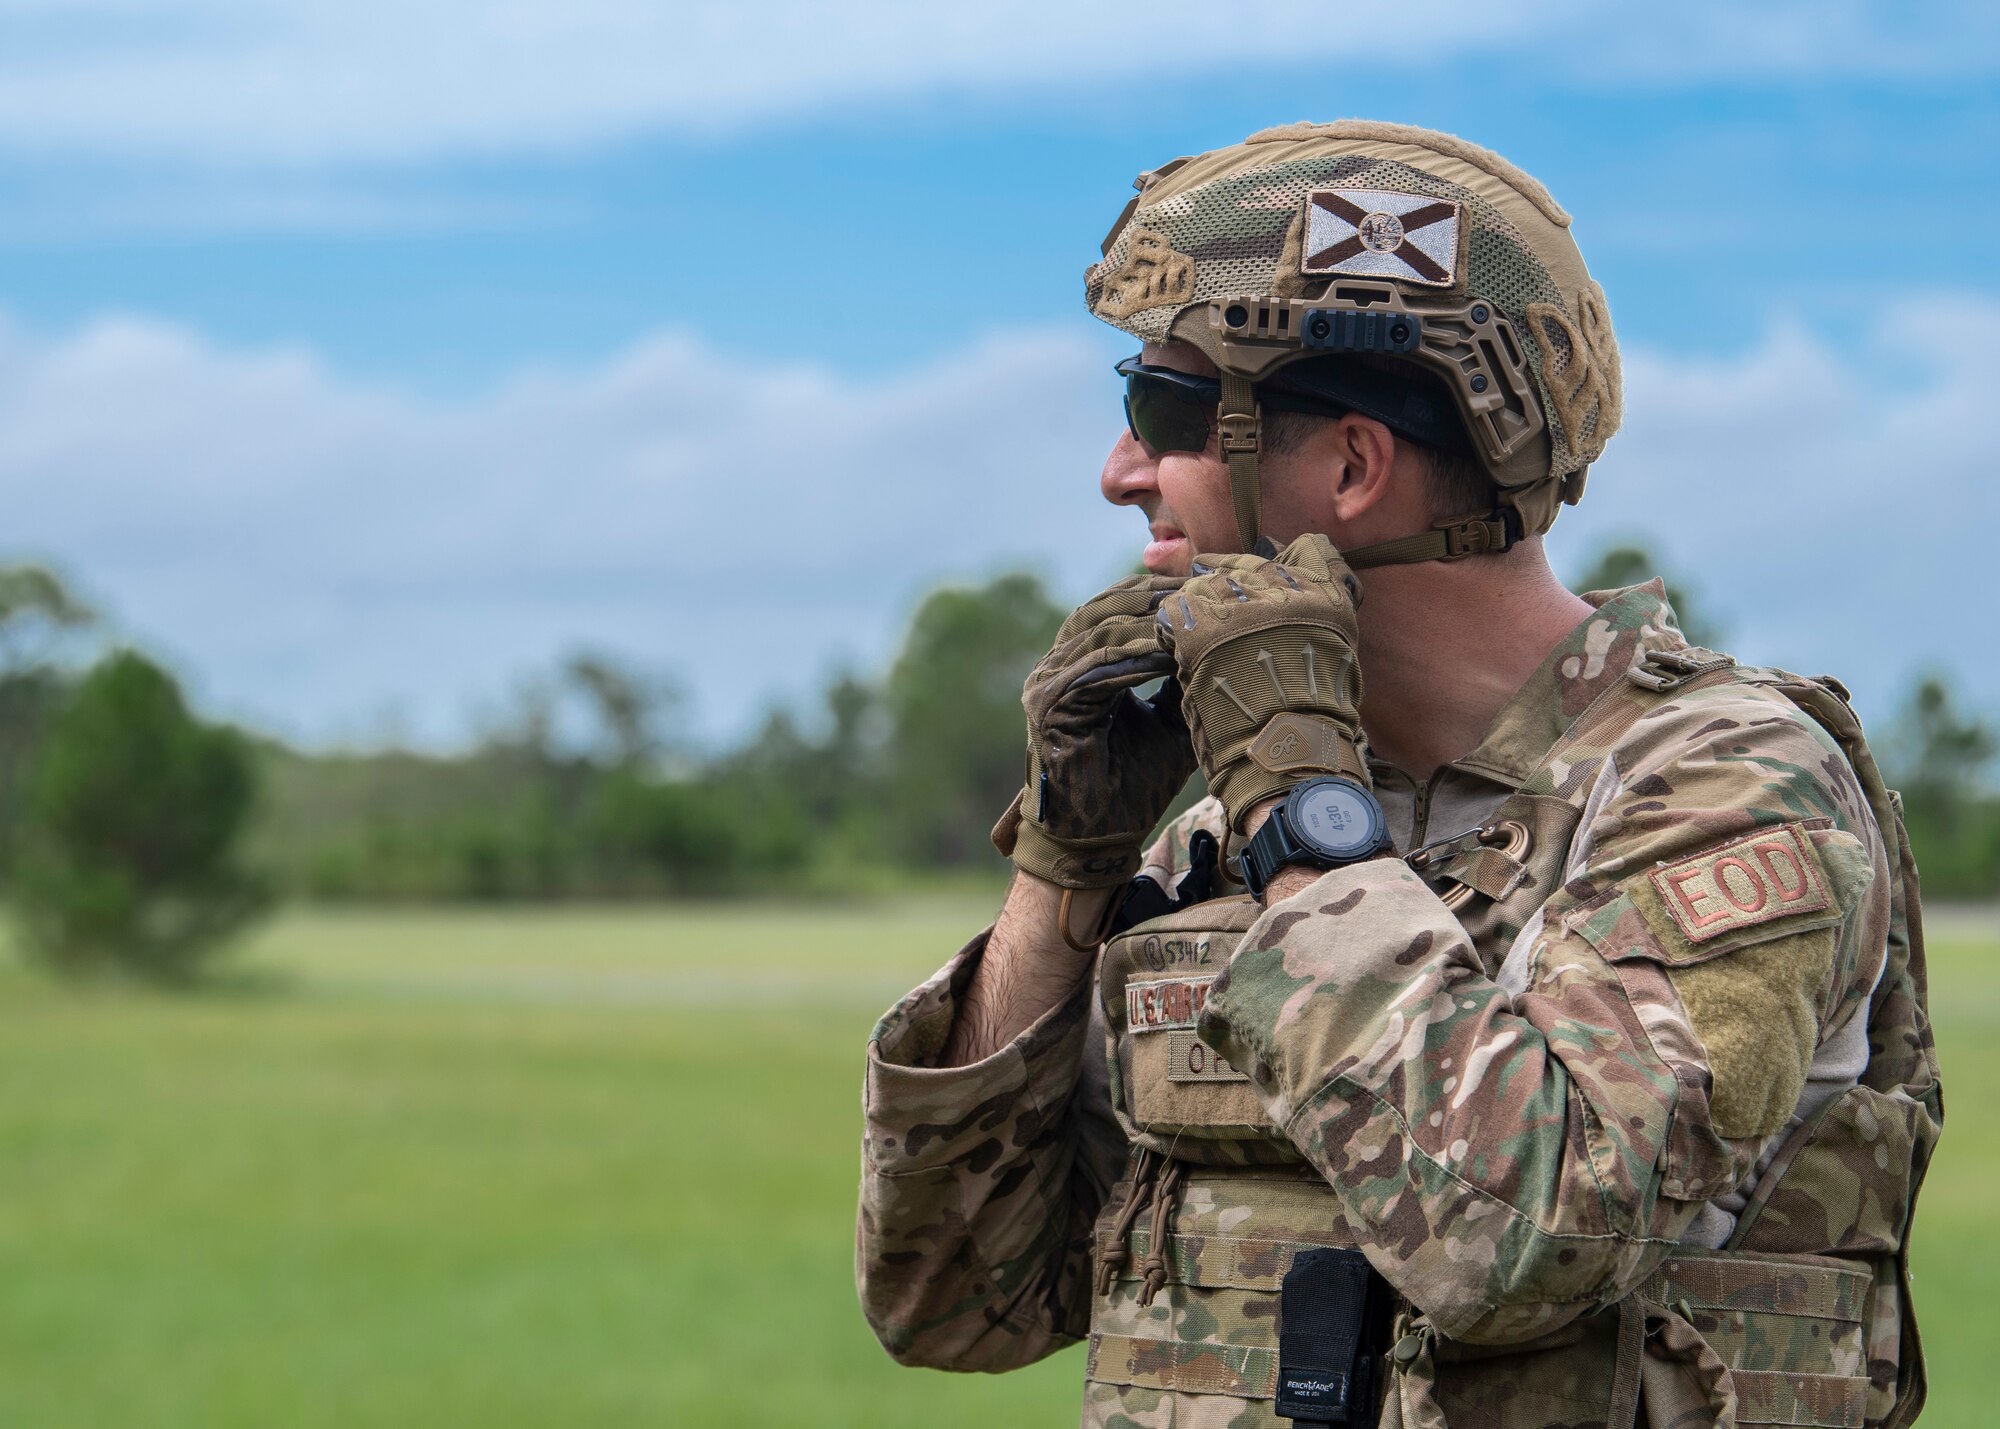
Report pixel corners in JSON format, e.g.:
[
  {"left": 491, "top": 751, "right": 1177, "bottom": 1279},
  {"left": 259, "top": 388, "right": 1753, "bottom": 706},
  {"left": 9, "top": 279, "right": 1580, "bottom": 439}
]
[
  {"left": 1125, "top": 975, "right": 1222, "bottom": 1034},
  {"left": 1165, "top": 1028, "right": 1248, "bottom": 1083}
]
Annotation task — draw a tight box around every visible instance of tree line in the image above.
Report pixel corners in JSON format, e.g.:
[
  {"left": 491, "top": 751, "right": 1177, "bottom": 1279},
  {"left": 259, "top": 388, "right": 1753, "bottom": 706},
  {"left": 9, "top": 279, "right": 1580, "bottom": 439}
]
[{"left": 3, "top": 550, "right": 1995, "bottom": 979}]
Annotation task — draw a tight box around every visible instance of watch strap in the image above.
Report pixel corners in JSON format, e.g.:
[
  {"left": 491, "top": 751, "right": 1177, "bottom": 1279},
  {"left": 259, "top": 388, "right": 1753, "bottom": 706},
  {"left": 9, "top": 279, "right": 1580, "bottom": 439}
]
[
  {"left": 1240, "top": 780, "right": 1390, "bottom": 899},
  {"left": 1240, "top": 806, "right": 1306, "bottom": 901}
]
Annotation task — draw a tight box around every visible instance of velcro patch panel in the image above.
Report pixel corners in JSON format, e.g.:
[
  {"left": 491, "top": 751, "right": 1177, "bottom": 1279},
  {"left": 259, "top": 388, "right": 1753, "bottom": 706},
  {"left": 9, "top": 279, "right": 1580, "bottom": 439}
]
[{"left": 1165, "top": 1029, "right": 1249, "bottom": 1083}]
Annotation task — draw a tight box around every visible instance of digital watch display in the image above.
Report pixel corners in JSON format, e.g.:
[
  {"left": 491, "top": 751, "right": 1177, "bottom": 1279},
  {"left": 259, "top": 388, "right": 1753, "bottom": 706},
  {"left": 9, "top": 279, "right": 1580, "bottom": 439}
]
[{"left": 1239, "top": 776, "right": 1392, "bottom": 900}]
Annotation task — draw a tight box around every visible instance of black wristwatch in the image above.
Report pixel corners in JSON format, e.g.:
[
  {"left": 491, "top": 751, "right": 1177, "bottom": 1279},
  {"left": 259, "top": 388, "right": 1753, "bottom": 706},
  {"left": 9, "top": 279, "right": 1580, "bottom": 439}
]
[{"left": 1239, "top": 776, "right": 1392, "bottom": 900}]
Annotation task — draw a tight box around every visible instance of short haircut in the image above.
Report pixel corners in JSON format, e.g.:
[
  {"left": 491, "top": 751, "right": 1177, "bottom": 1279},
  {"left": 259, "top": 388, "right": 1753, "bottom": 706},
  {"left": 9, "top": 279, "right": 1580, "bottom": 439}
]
[{"left": 1261, "top": 362, "right": 1495, "bottom": 522}]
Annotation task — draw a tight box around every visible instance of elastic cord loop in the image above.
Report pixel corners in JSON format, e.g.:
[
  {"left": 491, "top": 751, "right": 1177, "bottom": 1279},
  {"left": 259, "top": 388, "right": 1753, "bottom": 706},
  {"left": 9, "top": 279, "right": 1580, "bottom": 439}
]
[{"left": 1058, "top": 885, "right": 1126, "bottom": 954}]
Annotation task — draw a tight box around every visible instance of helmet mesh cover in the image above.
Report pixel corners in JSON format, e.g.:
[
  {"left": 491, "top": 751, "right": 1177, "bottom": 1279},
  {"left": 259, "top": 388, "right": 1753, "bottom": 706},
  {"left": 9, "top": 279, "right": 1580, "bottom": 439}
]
[{"left": 1088, "top": 149, "right": 1614, "bottom": 495}]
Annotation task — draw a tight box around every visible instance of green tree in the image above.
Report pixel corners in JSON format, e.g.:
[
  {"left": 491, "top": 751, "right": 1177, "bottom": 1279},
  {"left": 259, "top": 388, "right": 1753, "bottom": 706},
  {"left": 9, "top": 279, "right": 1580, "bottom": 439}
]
[
  {"left": 0, "top": 564, "right": 93, "bottom": 668},
  {"left": 561, "top": 652, "right": 684, "bottom": 771},
  {"left": 1886, "top": 676, "right": 1996, "bottom": 812},
  {"left": 14, "top": 651, "right": 268, "bottom": 979},
  {"left": 880, "top": 572, "right": 1065, "bottom": 866},
  {"left": 1568, "top": 542, "right": 1724, "bottom": 650},
  {"left": 0, "top": 564, "right": 95, "bottom": 873},
  {"left": 583, "top": 771, "right": 757, "bottom": 895},
  {"left": 1882, "top": 674, "right": 2000, "bottom": 896},
  {"left": 708, "top": 670, "right": 885, "bottom": 877}
]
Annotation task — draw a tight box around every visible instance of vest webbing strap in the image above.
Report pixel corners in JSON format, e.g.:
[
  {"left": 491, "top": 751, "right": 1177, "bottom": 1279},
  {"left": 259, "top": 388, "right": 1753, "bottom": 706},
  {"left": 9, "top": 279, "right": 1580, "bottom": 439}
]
[
  {"left": 1732, "top": 1369, "right": 1867, "bottom": 1428},
  {"left": 1121, "top": 1228, "right": 1869, "bottom": 1316},
  {"left": 1093, "top": 1320, "right": 1867, "bottom": 1421},
  {"left": 1088, "top": 1331, "right": 1277, "bottom": 1401},
  {"left": 1121, "top": 1228, "right": 1353, "bottom": 1292},
  {"left": 1644, "top": 1249, "right": 1871, "bottom": 1322}
]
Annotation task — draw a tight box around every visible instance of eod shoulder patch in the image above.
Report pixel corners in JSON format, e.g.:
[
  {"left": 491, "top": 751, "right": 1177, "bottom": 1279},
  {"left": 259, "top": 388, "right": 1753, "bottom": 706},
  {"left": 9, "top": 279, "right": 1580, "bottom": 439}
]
[{"left": 1648, "top": 823, "right": 1831, "bottom": 945}]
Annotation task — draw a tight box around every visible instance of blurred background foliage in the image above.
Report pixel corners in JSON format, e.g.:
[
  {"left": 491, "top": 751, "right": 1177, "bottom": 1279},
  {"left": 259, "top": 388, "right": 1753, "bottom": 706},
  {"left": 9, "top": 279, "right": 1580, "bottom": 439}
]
[
  {"left": 14, "top": 649, "right": 266, "bottom": 980},
  {"left": 4, "top": 551, "right": 1994, "bottom": 1429},
  {"left": 1, "top": 542, "right": 1994, "bottom": 978}
]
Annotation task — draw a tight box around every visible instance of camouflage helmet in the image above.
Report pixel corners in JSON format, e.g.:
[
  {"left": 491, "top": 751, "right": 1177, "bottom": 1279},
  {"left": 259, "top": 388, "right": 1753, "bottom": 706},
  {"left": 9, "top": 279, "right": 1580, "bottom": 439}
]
[{"left": 1087, "top": 120, "right": 1622, "bottom": 565}]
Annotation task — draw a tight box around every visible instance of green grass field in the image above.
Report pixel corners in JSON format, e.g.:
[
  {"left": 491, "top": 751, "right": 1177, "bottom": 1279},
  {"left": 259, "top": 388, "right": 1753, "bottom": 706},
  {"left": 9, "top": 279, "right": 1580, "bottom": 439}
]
[{"left": 0, "top": 900, "right": 1992, "bottom": 1427}]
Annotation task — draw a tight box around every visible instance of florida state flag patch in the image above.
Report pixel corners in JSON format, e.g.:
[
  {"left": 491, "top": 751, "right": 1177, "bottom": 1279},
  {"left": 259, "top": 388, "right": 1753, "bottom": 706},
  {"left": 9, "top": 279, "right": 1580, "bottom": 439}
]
[
  {"left": 1648, "top": 824, "right": 1832, "bottom": 944},
  {"left": 1301, "top": 188, "right": 1464, "bottom": 288}
]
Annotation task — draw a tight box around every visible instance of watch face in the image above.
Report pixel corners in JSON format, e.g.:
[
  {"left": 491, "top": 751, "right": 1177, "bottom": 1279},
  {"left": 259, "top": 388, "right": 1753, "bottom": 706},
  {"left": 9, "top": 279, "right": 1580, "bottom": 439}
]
[{"left": 1289, "top": 779, "right": 1383, "bottom": 861}]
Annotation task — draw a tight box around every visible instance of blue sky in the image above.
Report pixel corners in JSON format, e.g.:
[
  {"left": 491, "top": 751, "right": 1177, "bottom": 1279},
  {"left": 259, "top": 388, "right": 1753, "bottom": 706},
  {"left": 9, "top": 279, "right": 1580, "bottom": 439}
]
[{"left": 1, "top": 2, "right": 1996, "bottom": 746}]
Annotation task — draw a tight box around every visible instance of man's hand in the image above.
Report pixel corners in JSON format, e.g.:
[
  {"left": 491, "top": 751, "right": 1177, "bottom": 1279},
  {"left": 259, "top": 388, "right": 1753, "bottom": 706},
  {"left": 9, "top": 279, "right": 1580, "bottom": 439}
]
[
  {"left": 992, "top": 574, "right": 1197, "bottom": 889},
  {"left": 1158, "top": 534, "right": 1369, "bottom": 833}
]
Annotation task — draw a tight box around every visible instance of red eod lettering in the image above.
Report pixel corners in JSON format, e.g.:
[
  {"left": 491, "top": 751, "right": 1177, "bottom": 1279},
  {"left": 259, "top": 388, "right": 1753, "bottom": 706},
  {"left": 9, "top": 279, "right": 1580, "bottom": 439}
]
[{"left": 1649, "top": 824, "right": 1831, "bottom": 942}]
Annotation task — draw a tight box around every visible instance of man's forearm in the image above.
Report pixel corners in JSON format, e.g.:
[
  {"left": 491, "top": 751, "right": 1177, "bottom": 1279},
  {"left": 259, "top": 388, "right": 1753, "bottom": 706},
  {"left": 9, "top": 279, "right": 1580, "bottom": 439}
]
[
  {"left": 941, "top": 872, "right": 1110, "bottom": 1066},
  {"left": 860, "top": 906, "right": 1110, "bottom": 1370},
  {"left": 1240, "top": 794, "right": 1324, "bottom": 905}
]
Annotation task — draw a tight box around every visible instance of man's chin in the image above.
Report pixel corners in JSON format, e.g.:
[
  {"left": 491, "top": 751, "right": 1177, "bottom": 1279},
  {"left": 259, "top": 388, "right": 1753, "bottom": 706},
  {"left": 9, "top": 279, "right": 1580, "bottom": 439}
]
[{"left": 1141, "top": 535, "right": 1193, "bottom": 576}]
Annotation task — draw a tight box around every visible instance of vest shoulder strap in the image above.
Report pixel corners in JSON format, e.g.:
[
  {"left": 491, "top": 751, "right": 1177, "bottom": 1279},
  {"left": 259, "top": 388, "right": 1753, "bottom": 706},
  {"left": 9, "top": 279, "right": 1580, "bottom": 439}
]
[{"left": 1517, "top": 644, "right": 1740, "bottom": 802}]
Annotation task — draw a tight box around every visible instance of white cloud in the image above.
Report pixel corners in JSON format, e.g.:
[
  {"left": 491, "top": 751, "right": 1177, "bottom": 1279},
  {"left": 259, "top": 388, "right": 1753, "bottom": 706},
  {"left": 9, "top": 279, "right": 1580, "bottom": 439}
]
[
  {"left": 0, "top": 303, "right": 1989, "bottom": 749},
  {"left": 0, "top": 1, "right": 1988, "bottom": 166},
  {"left": 1549, "top": 317, "right": 1994, "bottom": 728},
  {"left": 0, "top": 172, "right": 570, "bottom": 241},
  {"left": 0, "top": 311, "right": 1138, "bottom": 745}
]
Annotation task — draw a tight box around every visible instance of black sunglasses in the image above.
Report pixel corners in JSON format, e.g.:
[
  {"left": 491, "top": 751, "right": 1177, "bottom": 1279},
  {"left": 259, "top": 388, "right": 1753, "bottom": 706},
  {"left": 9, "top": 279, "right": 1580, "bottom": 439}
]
[
  {"left": 1117, "top": 356, "right": 1223, "bottom": 453},
  {"left": 1116, "top": 355, "right": 1358, "bottom": 455},
  {"left": 1117, "top": 353, "right": 1474, "bottom": 457}
]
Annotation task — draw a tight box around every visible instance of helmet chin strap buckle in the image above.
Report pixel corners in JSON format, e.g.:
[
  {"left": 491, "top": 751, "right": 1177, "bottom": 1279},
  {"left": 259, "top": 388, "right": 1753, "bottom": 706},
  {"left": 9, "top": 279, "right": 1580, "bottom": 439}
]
[
  {"left": 1342, "top": 506, "right": 1523, "bottom": 571},
  {"left": 1436, "top": 507, "right": 1522, "bottom": 559},
  {"left": 1217, "top": 411, "right": 1261, "bottom": 457},
  {"left": 1219, "top": 373, "right": 1264, "bottom": 552}
]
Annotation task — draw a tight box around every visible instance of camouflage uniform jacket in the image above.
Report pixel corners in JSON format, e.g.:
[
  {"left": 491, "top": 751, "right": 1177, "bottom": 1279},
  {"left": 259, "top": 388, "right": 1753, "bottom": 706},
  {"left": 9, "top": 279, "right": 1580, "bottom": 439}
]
[{"left": 857, "top": 584, "right": 1939, "bottom": 1427}]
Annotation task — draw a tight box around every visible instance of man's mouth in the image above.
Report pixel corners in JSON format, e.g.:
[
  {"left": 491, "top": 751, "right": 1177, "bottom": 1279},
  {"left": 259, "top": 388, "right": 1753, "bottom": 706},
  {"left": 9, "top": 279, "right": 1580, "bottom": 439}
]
[{"left": 1143, "top": 523, "right": 1188, "bottom": 571}]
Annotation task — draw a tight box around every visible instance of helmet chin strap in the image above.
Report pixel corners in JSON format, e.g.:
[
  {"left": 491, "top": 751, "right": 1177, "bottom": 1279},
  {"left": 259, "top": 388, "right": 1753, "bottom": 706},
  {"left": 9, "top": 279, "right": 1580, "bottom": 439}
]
[
  {"left": 1342, "top": 507, "right": 1523, "bottom": 568},
  {"left": 1218, "top": 373, "right": 1263, "bottom": 554},
  {"left": 1217, "top": 375, "right": 1523, "bottom": 571}
]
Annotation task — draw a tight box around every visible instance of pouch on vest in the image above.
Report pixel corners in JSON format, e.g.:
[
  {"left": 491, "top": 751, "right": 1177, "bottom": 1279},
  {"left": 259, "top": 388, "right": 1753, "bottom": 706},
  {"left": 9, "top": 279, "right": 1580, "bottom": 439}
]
[
  {"left": 1276, "top": 1247, "right": 1393, "bottom": 1425},
  {"left": 1099, "top": 892, "right": 1298, "bottom": 1165}
]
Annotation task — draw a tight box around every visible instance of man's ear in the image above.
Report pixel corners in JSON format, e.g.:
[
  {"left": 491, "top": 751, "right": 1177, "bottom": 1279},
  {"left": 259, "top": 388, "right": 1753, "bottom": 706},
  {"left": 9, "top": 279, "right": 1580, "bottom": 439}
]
[{"left": 1327, "top": 414, "right": 1399, "bottom": 524}]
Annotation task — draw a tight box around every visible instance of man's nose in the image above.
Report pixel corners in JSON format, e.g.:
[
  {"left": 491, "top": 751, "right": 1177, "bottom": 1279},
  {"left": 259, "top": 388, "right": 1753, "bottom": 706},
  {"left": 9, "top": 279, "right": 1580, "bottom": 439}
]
[{"left": 1100, "top": 431, "right": 1158, "bottom": 508}]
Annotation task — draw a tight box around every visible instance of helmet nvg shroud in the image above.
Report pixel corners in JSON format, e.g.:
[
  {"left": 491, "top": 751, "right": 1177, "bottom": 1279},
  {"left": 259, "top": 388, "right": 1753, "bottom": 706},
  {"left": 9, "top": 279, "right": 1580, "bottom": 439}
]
[{"left": 1087, "top": 120, "right": 1623, "bottom": 567}]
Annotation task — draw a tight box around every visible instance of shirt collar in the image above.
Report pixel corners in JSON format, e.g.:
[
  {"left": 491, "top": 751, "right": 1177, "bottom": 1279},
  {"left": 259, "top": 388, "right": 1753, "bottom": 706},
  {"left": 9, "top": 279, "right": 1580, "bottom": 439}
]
[{"left": 1409, "top": 580, "right": 1690, "bottom": 788}]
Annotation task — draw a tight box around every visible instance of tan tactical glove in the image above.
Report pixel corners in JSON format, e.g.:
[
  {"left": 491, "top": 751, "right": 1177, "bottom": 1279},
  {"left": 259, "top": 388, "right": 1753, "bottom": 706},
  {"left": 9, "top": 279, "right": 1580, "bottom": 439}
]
[
  {"left": 992, "top": 574, "right": 1197, "bottom": 889},
  {"left": 1158, "top": 534, "right": 1369, "bottom": 833}
]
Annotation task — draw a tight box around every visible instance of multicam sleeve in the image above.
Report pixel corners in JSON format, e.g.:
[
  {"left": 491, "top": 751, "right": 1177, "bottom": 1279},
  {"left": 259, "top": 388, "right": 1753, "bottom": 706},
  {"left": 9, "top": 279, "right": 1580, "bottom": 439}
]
[
  {"left": 1199, "top": 688, "right": 1890, "bottom": 1344},
  {"left": 857, "top": 929, "right": 1119, "bottom": 1370},
  {"left": 1135, "top": 794, "right": 1233, "bottom": 892}
]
